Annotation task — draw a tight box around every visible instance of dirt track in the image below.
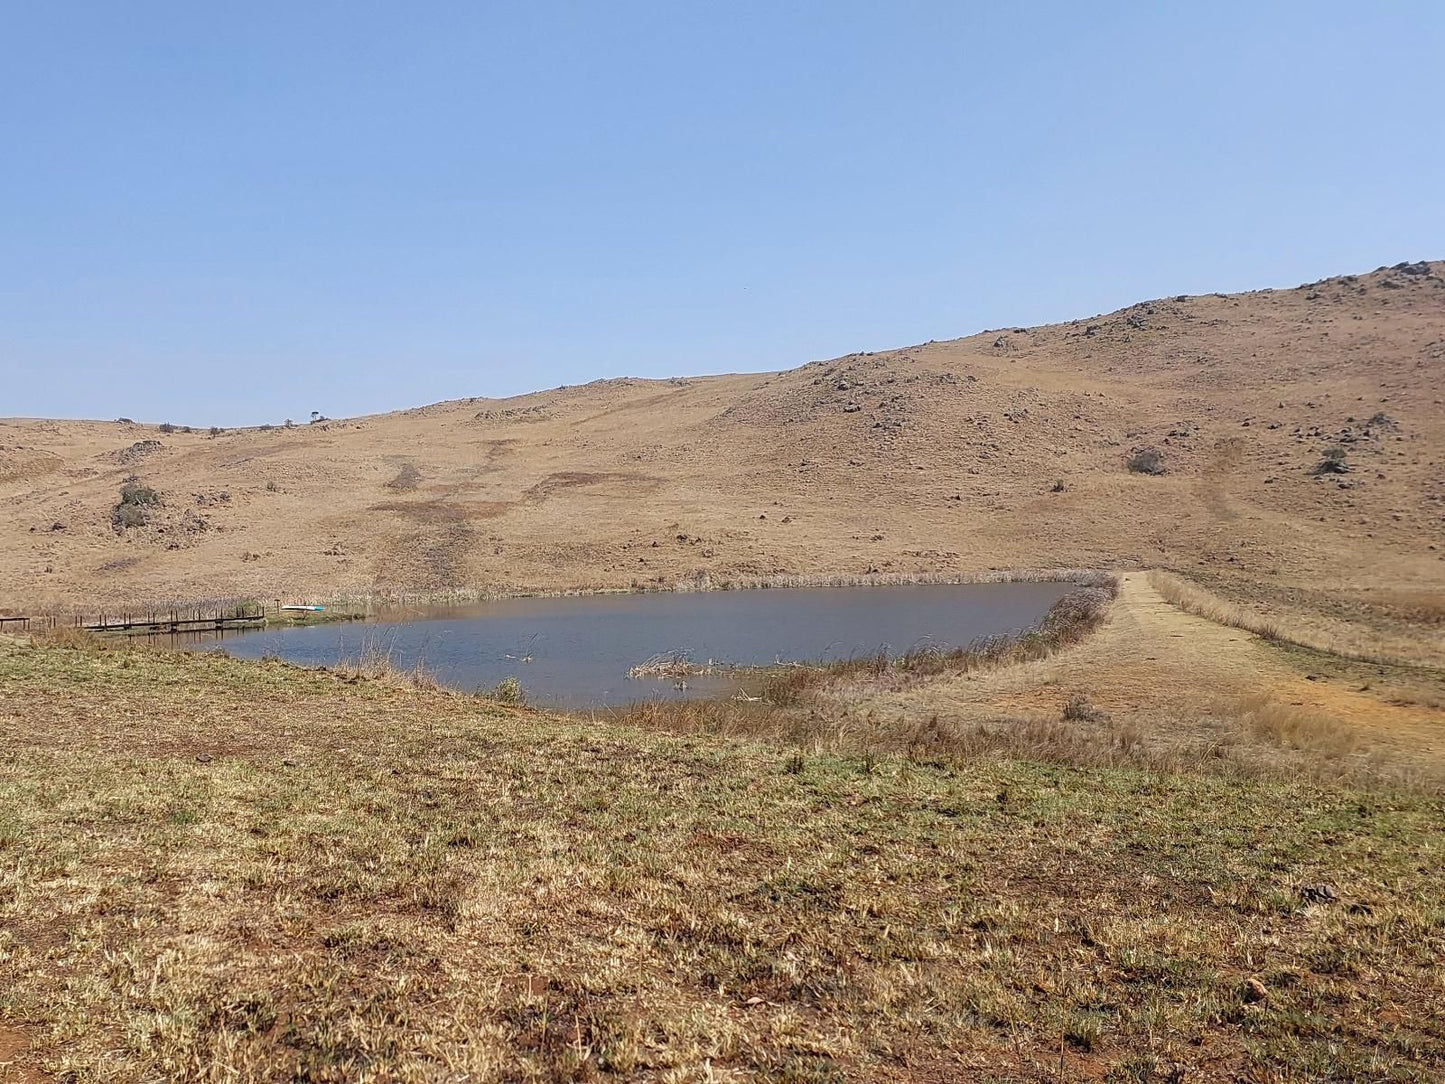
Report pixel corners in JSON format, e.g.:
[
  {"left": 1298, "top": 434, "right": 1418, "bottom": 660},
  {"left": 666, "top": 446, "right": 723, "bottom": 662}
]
[{"left": 844, "top": 573, "right": 1445, "bottom": 778}]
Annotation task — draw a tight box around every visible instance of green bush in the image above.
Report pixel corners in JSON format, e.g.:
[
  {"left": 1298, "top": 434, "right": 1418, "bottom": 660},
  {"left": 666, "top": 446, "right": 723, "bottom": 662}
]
[
  {"left": 1127, "top": 448, "right": 1166, "bottom": 475},
  {"left": 112, "top": 503, "right": 148, "bottom": 529},
  {"left": 112, "top": 477, "right": 160, "bottom": 530},
  {"left": 119, "top": 480, "right": 159, "bottom": 506},
  {"left": 1311, "top": 446, "right": 1350, "bottom": 475},
  {"left": 491, "top": 676, "right": 524, "bottom": 704}
]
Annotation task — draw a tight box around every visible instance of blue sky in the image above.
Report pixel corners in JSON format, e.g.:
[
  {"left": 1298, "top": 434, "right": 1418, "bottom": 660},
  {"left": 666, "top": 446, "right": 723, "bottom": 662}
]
[{"left": 3, "top": 2, "right": 1442, "bottom": 425}]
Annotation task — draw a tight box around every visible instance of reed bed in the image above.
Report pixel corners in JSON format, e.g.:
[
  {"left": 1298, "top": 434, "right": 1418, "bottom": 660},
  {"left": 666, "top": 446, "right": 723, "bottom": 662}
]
[
  {"left": 625, "top": 651, "right": 723, "bottom": 680},
  {"left": 319, "top": 566, "right": 1117, "bottom": 614},
  {"left": 19, "top": 568, "right": 1116, "bottom": 626},
  {"left": 603, "top": 579, "right": 1121, "bottom": 746}
]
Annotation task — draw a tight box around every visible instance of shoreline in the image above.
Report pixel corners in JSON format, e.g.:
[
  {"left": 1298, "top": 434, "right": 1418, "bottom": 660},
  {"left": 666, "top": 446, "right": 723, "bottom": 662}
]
[{"left": 2, "top": 565, "right": 1115, "bottom": 623}]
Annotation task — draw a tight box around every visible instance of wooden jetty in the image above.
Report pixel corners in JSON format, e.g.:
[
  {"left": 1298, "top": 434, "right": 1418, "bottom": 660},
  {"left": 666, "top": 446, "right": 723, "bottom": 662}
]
[
  {"left": 78, "top": 606, "right": 268, "bottom": 634},
  {"left": 3, "top": 603, "right": 349, "bottom": 636}
]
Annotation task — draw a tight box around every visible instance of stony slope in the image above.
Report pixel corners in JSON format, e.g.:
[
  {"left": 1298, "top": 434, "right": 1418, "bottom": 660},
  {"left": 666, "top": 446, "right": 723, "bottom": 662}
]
[{"left": 2, "top": 261, "right": 1442, "bottom": 649}]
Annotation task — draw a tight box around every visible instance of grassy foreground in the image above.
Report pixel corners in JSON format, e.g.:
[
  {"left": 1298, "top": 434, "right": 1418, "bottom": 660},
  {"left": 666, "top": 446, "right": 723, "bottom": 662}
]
[{"left": 1, "top": 639, "right": 1443, "bottom": 1082}]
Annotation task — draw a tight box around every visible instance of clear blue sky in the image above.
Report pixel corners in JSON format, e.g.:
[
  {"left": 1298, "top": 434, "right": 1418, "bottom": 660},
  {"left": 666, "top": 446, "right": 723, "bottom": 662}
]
[{"left": 4, "top": 2, "right": 1442, "bottom": 426}]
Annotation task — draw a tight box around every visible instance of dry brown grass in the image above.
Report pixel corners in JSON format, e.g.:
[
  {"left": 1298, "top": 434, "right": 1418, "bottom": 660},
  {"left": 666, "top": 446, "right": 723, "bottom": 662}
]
[
  {"left": 383, "top": 463, "right": 423, "bottom": 491},
  {"left": 1232, "top": 692, "right": 1361, "bottom": 758},
  {"left": 316, "top": 567, "right": 1112, "bottom": 616},
  {"left": 1147, "top": 569, "right": 1440, "bottom": 668},
  {"left": 326, "top": 632, "right": 442, "bottom": 690},
  {"left": 1149, "top": 569, "right": 1288, "bottom": 640},
  {"left": 1215, "top": 692, "right": 1444, "bottom": 792},
  {"left": 604, "top": 581, "right": 1119, "bottom": 748},
  {"left": 611, "top": 684, "right": 1445, "bottom": 795},
  {"left": 24, "top": 625, "right": 110, "bottom": 651},
  {"left": 624, "top": 651, "right": 724, "bottom": 680},
  {"left": 2, "top": 637, "right": 1444, "bottom": 1082}
]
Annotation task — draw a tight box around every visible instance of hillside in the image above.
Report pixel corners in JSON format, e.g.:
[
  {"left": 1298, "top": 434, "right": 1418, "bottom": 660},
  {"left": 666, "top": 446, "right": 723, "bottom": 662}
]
[{"left": 3, "top": 260, "right": 1442, "bottom": 656}]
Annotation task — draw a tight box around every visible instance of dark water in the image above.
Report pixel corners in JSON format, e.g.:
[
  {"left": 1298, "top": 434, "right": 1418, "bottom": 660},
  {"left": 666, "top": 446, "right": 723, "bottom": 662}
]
[{"left": 206, "top": 582, "right": 1071, "bottom": 709}]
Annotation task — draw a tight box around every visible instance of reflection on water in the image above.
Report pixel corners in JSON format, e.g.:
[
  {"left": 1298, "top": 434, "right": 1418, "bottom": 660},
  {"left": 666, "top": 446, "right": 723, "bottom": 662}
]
[{"left": 187, "top": 582, "right": 1072, "bottom": 709}]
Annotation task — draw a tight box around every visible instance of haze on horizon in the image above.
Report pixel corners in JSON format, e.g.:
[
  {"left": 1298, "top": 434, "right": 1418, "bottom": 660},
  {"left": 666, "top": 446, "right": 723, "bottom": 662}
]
[{"left": 4, "top": 1, "right": 1443, "bottom": 427}]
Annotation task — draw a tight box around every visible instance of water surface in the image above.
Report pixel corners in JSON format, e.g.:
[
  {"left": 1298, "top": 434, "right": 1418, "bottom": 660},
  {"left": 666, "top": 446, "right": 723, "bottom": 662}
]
[{"left": 211, "top": 581, "right": 1072, "bottom": 709}]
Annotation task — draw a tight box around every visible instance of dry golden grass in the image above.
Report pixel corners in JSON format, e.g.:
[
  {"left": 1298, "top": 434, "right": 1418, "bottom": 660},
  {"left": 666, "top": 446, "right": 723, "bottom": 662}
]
[
  {"left": 660, "top": 572, "right": 1445, "bottom": 796},
  {"left": 1147, "top": 570, "right": 1442, "bottom": 668},
  {"left": 23, "top": 625, "right": 110, "bottom": 651},
  {"left": 1148, "top": 570, "right": 1288, "bottom": 641},
  {"left": 2, "top": 636, "right": 1444, "bottom": 1082},
  {"left": 1231, "top": 692, "right": 1361, "bottom": 759}
]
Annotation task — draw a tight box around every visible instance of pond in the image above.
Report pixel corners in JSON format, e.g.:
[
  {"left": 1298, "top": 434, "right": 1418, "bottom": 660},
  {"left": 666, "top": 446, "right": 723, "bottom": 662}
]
[{"left": 208, "top": 581, "right": 1074, "bottom": 709}]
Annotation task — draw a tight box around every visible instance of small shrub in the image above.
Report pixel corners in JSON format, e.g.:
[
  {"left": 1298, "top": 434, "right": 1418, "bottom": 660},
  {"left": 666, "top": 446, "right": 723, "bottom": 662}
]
[
  {"left": 112, "top": 477, "right": 159, "bottom": 530},
  {"left": 158, "top": 422, "right": 176, "bottom": 434},
  {"left": 209, "top": 426, "right": 223, "bottom": 437},
  {"left": 492, "top": 676, "right": 524, "bottom": 704},
  {"left": 113, "top": 503, "right": 148, "bottom": 529},
  {"left": 1062, "top": 693, "right": 1104, "bottom": 722},
  {"left": 119, "top": 480, "right": 159, "bottom": 506},
  {"left": 1051, "top": 479, "right": 1066, "bottom": 492},
  {"left": 1311, "top": 446, "right": 1349, "bottom": 475},
  {"left": 1127, "top": 448, "right": 1166, "bottom": 475}
]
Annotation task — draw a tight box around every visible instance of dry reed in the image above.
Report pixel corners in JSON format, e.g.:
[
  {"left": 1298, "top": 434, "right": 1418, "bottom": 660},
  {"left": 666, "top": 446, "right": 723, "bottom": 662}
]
[{"left": 1147, "top": 569, "right": 1439, "bottom": 668}]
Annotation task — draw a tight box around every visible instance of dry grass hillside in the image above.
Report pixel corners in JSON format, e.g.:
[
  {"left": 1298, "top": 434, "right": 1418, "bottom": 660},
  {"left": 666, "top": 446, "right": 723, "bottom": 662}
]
[
  {"left": 3, "top": 260, "right": 1442, "bottom": 658},
  {"left": 5, "top": 250, "right": 1445, "bottom": 1082}
]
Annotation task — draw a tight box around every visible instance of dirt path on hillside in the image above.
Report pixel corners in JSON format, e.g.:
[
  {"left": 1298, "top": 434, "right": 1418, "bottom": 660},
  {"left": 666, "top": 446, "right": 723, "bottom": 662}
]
[{"left": 854, "top": 573, "right": 1445, "bottom": 767}]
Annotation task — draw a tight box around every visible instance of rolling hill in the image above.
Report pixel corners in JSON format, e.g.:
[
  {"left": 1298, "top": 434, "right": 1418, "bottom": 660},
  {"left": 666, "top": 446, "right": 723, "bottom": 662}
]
[{"left": 3, "top": 260, "right": 1442, "bottom": 657}]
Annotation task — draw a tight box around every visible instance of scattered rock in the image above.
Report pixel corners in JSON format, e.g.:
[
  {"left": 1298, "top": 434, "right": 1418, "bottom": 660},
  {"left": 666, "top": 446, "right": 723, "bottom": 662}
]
[
  {"left": 114, "top": 439, "right": 163, "bottom": 465},
  {"left": 1298, "top": 883, "right": 1339, "bottom": 905}
]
